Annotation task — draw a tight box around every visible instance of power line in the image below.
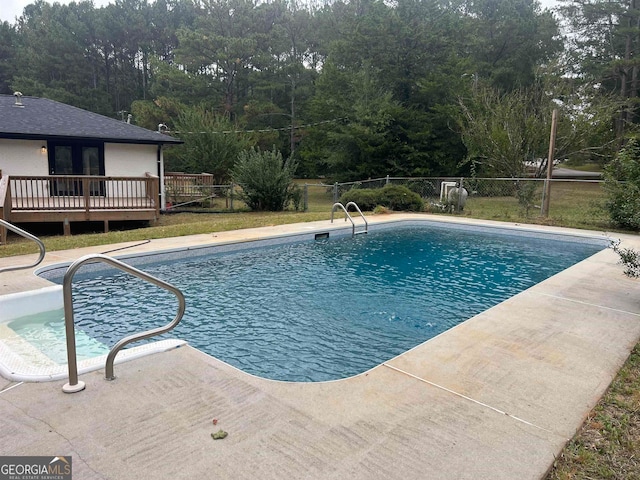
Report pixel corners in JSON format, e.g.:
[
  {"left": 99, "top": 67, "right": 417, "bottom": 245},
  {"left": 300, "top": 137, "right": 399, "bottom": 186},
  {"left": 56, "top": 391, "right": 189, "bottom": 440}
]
[{"left": 164, "top": 117, "right": 346, "bottom": 135}]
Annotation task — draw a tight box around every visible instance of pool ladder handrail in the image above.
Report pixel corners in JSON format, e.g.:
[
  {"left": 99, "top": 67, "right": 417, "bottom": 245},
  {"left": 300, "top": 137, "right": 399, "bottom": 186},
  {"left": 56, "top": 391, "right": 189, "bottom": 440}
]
[
  {"left": 62, "top": 253, "right": 186, "bottom": 393},
  {"left": 0, "top": 219, "right": 46, "bottom": 274},
  {"left": 331, "top": 202, "right": 368, "bottom": 237}
]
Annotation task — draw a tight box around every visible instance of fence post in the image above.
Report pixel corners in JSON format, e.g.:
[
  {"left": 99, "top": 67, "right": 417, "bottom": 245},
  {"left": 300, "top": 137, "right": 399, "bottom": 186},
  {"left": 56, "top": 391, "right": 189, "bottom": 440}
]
[
  {"left": 540, "top": 179, "right": 547, "bottom": 216},
  {"left": 542, "top": 108, "right": 558, "bottom": 217},
  {"left": 333, "top": 182, "right": 339, "bottom": 203},
  {"left": 230, "top": 182, "right": 234, "bottom": 211},
  {"left": 303, "top": 184, "right": 308, "bottom": 212},
  {"left": 386, "top": 175, "right": 390, "bottom": 185}
]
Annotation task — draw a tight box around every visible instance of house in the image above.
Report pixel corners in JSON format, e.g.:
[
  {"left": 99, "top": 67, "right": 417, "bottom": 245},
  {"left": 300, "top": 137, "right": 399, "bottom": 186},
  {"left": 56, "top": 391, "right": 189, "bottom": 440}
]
[{"left": 0, "top": 92, "right": 182, "bottom": 239}]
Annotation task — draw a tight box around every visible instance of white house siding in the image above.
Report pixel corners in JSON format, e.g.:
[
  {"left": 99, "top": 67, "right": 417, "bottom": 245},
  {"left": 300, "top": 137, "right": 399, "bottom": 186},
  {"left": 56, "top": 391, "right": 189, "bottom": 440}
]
[
  {"left": 1, "top": 141, "right": 161, "bottom": 202},
  {"left": 0, "top": 139, "right": 49, "bottom": 176},
  {"left": 0, "top": 141, "right": 159, "bottom": 178},
  {"left": 104, "top": 143, "right": 160, "bottom": 202},
  {"left": 104, "top": 143, "right": 157, "bottom": 177}
]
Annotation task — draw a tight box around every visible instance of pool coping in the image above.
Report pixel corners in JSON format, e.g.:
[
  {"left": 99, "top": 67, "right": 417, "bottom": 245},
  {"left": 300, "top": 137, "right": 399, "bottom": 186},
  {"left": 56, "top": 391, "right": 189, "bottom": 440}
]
[
  {"left": 0, "top": 213, "right": 617, "bottom": 296},
  {"left": 1, "top": 213, "right": 640, "bottom": 480},
  {"left": 0, "top": 215, "right": 611, "bottom": 383}
]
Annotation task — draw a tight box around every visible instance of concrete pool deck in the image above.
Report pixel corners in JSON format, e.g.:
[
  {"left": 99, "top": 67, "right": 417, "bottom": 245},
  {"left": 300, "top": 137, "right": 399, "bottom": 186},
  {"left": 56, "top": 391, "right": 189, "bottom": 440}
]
[{"left": 1, "top": 214, "right": 639, "bottom": 479}]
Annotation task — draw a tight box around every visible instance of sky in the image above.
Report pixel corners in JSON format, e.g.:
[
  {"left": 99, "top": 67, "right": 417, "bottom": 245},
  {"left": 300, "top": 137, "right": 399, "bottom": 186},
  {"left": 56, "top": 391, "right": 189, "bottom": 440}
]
[
  {"left": 1, "top": 0, "right": 112, "bottom": 23},
  {"left": 0, "top": 0, "right": 562, "bottom": 24}
]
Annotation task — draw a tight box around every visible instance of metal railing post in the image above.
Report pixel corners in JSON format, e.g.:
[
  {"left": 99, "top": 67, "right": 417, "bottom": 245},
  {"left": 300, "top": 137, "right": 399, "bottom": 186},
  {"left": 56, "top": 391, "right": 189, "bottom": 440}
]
[
  {"left": 331, "top": 202, "right": 367, "bottom": 236},
  {"left": 62, "top": 253, "right": 186, "bottom": 393},
  {"left": 62, "top": 276, "right": 84, "bottom": 393},
  {"left": 0, "top": 219, "right": 46, "bottom": 273},
  {"left": 345, "top": 202, "right": 368, "bottom": 234},
  {"left": 0, "top": 174, "right": 9, "bottom": 244}
]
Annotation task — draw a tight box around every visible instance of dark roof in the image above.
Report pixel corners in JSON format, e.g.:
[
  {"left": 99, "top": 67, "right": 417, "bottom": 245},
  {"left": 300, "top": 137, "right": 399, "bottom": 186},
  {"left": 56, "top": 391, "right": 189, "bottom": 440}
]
[{"left": 0, "top": 94, "right": 182, "bottom": 145}]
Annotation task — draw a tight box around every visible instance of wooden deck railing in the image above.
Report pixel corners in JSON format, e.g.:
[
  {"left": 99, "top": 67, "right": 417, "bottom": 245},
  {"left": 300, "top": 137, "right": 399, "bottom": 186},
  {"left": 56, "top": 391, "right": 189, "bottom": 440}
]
[
  {"left": 8, "top": 175, "right": 159, "bottom": 211},
  {"left": 165, "top": 172, "right": 215, "bottom": 188},
  {"left": 165, "top": 172, "right": 215, "bottom": 199},
  {"left": 0, "top": 174, "right": 160, "bottom": 236}
]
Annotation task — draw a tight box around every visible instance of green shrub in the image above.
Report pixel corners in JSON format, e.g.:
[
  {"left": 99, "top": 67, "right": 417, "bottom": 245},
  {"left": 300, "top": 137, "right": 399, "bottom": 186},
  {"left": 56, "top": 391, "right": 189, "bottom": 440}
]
[
  {"left": 373, "top": 205, "right": 391, "bottom": 214},
  {"left": 611, "top": 240, "right": 640, "bottom": 278},
  {"left": 232, "top": 147, "right": 298, "bottom": 211},
  {"left": 404, "top": 180, "right": 437, "bottom": 198},
  {"left": 289, "top": 183, "right": 303, "bottom": 211},
  {"left": 604, "top": 139, "right": 640, "bottom": 230},
  {"left": 338, "top": 188, "right": 378, "bottom": 210},
  {"left": 515, "top": 181, "right": 538, "bottom": 217},
  {"left": 339, "top": 185, "right": 424, "bottom": 211}
]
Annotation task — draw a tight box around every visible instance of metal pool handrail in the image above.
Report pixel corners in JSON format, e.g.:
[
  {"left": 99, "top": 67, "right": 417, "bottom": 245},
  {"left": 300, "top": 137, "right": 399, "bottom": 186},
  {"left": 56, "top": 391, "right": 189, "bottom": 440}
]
[
  {"left": 330, "top": 202, "right": 368, "bottom": 236},
  {"left": 345, "top": 201, "right": 368, "bottom": 234},
  {"left": 0, "top": 219, "right": 46, "bottom": 273},
  {"left": 61, "top": 253, "right": 186, "bottom": 393}
]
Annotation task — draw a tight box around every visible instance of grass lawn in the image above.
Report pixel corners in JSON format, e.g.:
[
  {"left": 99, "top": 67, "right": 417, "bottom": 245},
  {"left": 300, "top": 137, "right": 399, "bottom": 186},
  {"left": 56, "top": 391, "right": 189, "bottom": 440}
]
[
  {"left": 546, "top": 345, "right": 640, "bottom": 480},
  {"left": 1, "top": 179, "right": 639, "bottom": 479},
  {"left": 0, "top": 211, "right": 332, "bottom": 258},
  {"left": 459, "top": 181, "right": 611, "bottom": 230}
]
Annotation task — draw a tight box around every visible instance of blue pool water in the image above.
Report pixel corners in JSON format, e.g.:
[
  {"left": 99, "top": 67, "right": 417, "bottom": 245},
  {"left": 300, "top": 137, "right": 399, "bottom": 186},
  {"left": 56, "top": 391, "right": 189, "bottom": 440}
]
[{"left": 13, "top": 224, "right": 605, "bottom": 381}]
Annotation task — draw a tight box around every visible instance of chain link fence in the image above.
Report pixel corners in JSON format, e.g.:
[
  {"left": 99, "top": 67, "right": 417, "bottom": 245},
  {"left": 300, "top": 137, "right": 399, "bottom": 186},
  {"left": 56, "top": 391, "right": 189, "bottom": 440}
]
[
  {"left": 165, "top": 183, "right": 239, "bottom": 211},
  {"left": 298, "top": 176, "right": 609, "bottom": 228},
  {"left": 162, "top": 174, "right": 610, "bottom": 228}
]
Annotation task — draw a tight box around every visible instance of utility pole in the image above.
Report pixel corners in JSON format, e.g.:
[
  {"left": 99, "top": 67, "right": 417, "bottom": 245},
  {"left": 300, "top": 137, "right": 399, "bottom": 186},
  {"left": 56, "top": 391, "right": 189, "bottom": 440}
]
[
  {"left": 290, "top": 75, "right": 296, "bottom": 157},
  {"left": 542, "top": 109, "right": 558, "bottom": 217}
]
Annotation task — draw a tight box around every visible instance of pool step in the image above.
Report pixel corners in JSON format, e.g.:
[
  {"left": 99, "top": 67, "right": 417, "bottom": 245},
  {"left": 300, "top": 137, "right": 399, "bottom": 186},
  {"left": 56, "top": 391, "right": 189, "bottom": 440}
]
[{"left": 0, "top": 323, "right": 59, "bottom": 368}]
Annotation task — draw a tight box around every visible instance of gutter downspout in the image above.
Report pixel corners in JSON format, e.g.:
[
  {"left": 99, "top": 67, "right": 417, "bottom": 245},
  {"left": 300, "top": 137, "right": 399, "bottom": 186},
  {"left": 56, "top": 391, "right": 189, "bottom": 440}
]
[{"left": 157, "top": 145, "right": 166, "bottom": 211}]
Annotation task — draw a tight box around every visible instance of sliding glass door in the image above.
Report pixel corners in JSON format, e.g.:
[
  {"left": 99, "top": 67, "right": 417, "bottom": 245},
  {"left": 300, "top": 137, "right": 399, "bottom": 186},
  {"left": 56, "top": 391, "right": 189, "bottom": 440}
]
[{"left": 48, "top": 142, "right": 105, "bottom": 196}]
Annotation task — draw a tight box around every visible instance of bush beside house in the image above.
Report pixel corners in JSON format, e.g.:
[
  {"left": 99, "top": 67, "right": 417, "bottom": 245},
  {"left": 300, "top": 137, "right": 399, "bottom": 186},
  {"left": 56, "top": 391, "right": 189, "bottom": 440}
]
[{"left": 232, "top": 148, "right": 298, "bottom": 211}]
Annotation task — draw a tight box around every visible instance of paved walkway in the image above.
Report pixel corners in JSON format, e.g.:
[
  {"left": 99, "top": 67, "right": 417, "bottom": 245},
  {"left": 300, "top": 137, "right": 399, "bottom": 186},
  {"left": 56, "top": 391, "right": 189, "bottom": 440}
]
[
  {"left": 552, "top": 167, "right": 602, "bottom": 179},
  {"left": 1, "top": 215, "right": 639, "bottom": 479}
]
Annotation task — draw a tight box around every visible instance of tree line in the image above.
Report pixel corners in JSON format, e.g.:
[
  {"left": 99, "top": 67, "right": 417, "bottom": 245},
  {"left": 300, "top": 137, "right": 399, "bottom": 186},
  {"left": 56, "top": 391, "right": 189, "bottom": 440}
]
[{"left": 0, "top": 0, "right": 638, "bottom": 181}]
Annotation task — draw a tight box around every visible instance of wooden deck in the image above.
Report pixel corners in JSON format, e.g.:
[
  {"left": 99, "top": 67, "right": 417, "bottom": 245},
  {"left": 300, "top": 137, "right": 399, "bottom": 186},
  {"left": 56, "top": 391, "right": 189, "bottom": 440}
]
[
  {"left": 164, "top": 172, "right": 218, "bottom": 206},
  {"left": 0, "top": 174, "right": 160, "bottom": 239}
]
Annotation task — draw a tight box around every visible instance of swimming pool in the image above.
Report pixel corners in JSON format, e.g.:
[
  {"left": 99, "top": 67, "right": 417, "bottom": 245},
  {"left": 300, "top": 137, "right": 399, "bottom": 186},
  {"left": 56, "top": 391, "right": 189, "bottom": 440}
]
[{"left": 12, "top": 221, "right": 606, "bottom": 382}]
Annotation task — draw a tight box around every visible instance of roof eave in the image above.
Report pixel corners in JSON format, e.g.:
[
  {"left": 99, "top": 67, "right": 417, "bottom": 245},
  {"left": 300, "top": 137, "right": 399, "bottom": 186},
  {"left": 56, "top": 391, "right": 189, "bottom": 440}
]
[{"left": 0, "top": 132, "right": 183, "bottom": 145}]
